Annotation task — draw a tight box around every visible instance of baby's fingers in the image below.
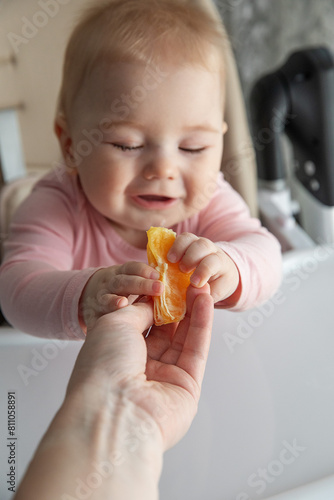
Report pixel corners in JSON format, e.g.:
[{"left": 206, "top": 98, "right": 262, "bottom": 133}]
[
  {"left": 167, "top": 232, "right": 199, "bottom": 263},
  {"left": 191, "top": 253, "right": 240, "bottom": 302},
  {"left": 116, "top": 261, "right": 160, "bottom": 280},
  {"left": 190, "top": 253, "right": 222, "bottom": 288},
  {"left": 109, "top": 274, "right": 164, "bottom": 297},
  {"left": 102, "top": 261, "right": 164, "bottom": 297}
]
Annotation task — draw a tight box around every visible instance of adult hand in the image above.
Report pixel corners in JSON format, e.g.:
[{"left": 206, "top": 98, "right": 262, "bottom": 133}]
[{"left": 70, "top": 283, "right": 214, "bottom": 450}]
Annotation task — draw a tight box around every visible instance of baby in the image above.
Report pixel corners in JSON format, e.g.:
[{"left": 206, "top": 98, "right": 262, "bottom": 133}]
[{"left": 0, "top": 0, "right": 282, "bottom": 339}]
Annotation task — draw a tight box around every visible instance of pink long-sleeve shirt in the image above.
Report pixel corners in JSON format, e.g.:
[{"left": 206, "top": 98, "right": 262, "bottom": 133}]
[{"left": 0, "top": 166, "right": 282, "bottom": 340}]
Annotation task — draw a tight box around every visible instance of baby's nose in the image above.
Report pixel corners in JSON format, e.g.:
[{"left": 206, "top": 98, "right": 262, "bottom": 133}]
[{"left": 142, "top": 151, "right": 179, "bottom": 180}]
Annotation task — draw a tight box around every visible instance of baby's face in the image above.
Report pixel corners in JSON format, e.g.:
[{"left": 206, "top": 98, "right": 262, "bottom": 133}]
[{"left": 68, "top": 61, "right": 226, "bottom": 247}]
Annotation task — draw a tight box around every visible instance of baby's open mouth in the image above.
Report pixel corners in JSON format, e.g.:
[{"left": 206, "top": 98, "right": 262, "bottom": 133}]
[
  {"left": 133, "top": 194, "right": 178, "bottom": 209},
  {"left": 139, "top": 195, "right": 173, "bottom": 202}
]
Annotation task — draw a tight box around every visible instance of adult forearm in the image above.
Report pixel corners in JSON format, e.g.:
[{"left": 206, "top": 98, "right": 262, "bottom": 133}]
[{"left": 14, "top": 386, "right": 163, "bottom": 500}]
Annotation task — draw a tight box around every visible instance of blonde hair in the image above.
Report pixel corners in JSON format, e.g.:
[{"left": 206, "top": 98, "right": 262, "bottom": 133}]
[{"left": 57, "top": 0, "right": 226, "bottom": 120}]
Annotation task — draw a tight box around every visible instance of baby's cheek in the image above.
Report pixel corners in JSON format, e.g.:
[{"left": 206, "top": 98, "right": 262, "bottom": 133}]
[{"left": 188, "top": 182, "right": 215, "bottom": 214}]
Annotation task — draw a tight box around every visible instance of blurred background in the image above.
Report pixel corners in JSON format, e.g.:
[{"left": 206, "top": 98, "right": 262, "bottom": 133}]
[{"left": 217, "top": 0, "right": 334, "bottom": 107}]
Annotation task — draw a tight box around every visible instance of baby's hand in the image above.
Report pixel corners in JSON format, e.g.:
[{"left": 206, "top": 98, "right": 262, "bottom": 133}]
[
  {"left": 79, "top": 262, "right": 163, "bottom": 331},
  {"left": 167, "top": 233, "right": 240, "bottom": 305}
]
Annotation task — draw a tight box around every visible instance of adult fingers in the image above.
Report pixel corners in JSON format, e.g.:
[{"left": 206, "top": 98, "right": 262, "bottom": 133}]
[
  {"left": 160, "top": 284, "right": 211, "bottom": 367},
  {"left": 176, "top": 288, "right": 213, "bottom": 388}
]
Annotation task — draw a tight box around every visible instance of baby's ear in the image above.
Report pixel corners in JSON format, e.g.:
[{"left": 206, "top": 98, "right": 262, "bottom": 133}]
[{"left": 54, "top": 114, "right": 76, "bottom": 169}]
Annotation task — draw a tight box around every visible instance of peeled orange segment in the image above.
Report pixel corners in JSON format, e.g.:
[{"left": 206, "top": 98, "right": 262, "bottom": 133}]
[{"left": 147, "top": 227, "right": 192, "bottom": 326}]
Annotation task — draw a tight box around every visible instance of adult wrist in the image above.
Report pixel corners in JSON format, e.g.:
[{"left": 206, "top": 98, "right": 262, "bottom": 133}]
[
  {"left": 16, "top": 384, "right": 163, "bottom": 500},
  {"left": 63, "top": 384, "right": 164, "bottom": 498}
]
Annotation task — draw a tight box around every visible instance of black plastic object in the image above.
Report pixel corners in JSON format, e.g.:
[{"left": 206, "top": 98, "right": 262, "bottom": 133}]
[{"left": 250, "top": 47, "right": 334, "bottom": 207}]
